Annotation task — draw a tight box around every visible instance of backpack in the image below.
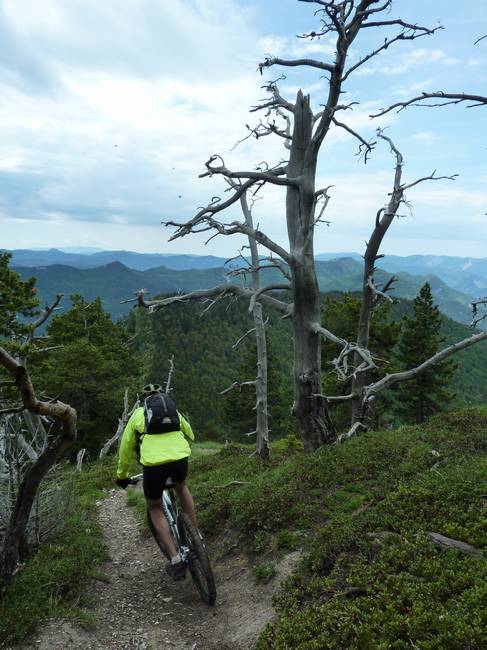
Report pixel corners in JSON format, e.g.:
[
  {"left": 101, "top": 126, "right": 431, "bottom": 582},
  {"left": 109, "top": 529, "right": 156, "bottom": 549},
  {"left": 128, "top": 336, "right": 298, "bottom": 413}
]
[{"left": 143, "top": 392, "right": 180, "bottom": 434}]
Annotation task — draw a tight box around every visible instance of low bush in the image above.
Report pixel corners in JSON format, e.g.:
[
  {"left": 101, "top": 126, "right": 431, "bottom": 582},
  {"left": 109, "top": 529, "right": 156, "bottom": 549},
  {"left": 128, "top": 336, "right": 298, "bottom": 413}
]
[{"left": 0, "top": 458, "right": 116, "bottom": 645}]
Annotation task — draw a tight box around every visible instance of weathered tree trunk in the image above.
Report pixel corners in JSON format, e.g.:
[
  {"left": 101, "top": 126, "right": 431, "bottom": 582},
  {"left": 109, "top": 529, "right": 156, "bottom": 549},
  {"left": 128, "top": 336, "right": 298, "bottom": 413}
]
[
  {"left": 287, "top": 92, "right": 334, "bottom": 450},
  {"left": 351, "top": 135, "right": 404, "bottom": 427},
  {"left": 253, "top": 302, "right": 269, "bottom": 459},
  {"left": 0, "top": 348, "right": 77, "bottom": 585},
  {"left": 0, "top": 428, "right": 74, "bottom": 583},
  {"left": 241, "top": 192, "right": 270, "bottom": 460}
]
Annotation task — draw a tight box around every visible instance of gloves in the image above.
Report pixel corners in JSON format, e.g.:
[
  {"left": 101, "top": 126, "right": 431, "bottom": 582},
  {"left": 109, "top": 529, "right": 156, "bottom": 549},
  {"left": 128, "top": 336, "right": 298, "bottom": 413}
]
[{"left": 116, "top": 477, "right": 131, "bottom": 489}]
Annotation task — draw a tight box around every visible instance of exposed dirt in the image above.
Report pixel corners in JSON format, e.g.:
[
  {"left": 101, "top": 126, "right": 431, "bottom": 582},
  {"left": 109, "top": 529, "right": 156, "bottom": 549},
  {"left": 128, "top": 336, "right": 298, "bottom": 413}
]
[{"left": 13, "top": 488, "right": 301, "bottom": 650}]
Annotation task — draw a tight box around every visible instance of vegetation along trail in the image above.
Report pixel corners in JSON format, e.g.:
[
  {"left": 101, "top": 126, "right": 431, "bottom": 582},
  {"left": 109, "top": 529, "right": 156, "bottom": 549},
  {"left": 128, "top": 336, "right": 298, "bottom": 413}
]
[{"left": 14, "top": 486, "right": 298, "bottom": 650}]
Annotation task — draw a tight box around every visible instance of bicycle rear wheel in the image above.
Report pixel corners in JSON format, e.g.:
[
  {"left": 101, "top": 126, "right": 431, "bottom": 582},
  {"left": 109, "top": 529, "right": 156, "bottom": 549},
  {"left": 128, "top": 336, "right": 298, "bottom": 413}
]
[{"left": 178, "top": 513, "right": 216, "bottom": 605}]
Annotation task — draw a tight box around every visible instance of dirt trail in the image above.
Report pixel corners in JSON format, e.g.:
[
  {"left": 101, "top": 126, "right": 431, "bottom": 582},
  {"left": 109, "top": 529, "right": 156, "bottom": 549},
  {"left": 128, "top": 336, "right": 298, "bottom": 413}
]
[{"left": 15, "top": 489, "right": 300, "bottom": 650}]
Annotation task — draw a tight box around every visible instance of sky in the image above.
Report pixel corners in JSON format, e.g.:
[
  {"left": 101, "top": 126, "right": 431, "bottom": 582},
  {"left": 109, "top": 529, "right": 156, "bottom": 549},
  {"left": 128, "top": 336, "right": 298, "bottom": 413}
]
[{"left": 1, "top": 0, "right": 487, "bottom": 258}]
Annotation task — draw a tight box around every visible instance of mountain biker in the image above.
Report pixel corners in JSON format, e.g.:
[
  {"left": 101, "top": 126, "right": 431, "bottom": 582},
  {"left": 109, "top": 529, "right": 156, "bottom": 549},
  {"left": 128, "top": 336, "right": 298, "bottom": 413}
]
[{"left": 115, "top": 383, "right": 197, "bottom": 580}]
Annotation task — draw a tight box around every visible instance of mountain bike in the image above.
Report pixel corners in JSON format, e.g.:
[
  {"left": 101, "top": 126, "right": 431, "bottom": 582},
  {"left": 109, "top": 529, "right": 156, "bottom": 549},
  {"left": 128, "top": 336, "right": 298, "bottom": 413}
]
[{"left": 128, "top": 474, "right": 216, "bottom": 605}]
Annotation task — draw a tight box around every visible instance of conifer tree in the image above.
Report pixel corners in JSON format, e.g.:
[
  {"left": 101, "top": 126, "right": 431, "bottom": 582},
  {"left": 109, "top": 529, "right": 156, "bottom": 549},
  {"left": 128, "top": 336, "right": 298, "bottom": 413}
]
[
  {"left": 0, "top": 252, "right": 39, "bottom": 340},
  {"left": 394, "top": 283, "right": 456, "bottom": 424},
  {"left": 33, "top": 295, "right": 140, "bottom": 455}
]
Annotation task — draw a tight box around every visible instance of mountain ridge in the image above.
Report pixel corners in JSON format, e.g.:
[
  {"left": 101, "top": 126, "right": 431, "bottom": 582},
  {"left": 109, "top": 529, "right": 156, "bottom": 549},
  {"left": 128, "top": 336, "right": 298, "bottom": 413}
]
[
  {"left": 13, "top": 258, "right": 475, "bottom": 325},
  {"left": 6, "top": 248, "right": 487, "bottom": 298}
]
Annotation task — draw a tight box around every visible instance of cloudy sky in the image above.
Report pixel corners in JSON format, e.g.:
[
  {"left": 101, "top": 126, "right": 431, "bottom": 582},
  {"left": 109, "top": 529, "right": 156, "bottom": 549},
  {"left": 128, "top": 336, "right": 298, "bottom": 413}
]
[{"left": 1, "top": 0, "right": 486, "bottom": 257}]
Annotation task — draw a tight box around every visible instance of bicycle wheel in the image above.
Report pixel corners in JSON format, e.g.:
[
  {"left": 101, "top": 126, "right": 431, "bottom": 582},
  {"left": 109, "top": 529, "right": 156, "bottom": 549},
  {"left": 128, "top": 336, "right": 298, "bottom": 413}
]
[{"left": 178, "top": 513, "right": 216, "bottom": 605}]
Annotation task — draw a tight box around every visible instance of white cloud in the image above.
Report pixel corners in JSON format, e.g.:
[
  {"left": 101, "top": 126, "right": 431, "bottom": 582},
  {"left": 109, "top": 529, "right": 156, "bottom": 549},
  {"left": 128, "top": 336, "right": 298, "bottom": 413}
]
[{"left": 412, "top": 131, "right": 438, "bottom": 143}]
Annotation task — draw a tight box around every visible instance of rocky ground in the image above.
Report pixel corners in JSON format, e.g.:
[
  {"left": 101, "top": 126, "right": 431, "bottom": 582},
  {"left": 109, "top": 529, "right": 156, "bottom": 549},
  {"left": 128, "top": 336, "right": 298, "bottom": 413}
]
[{"left": 14, "top": 488, "right": 301, "bottom": 650}]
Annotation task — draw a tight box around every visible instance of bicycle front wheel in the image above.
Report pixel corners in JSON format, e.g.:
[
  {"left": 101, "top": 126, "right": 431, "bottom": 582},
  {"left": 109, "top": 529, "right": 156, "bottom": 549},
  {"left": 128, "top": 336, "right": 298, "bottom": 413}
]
[{"left": 179, "top": 513, "right": 216, "bottom": 605}]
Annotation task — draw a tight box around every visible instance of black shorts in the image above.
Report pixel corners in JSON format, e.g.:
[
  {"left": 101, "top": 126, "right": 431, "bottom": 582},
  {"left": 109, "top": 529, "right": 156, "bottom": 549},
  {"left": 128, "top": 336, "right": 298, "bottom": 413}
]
[{"left": 142, "top": 458, "right": 189, "bottom": 500}]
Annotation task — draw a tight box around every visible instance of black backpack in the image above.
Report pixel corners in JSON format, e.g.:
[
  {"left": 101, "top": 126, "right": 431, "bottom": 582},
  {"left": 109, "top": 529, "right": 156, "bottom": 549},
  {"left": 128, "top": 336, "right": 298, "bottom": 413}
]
[{"left": 143, "top": 392, "right": 180, "bottom": 434}]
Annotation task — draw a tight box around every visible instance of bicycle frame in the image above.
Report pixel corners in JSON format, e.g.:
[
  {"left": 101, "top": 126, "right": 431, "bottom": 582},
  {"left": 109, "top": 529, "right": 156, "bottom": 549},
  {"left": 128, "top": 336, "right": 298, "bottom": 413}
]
[
  {"left": 161, "top": 488, "right": 190, "bottom": 563},
  {"left": 130, "top": 474, "right": 189, "bottom": 562},
  {"left": 128, "top": 473, "right": 216, "bottom": 604}
]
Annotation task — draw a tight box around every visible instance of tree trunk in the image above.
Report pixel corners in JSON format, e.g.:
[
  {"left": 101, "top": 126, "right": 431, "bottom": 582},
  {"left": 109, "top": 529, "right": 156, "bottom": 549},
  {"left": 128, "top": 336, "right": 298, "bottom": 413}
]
[
  {"left": 286, "top": 92, "right": 334, "bottom": 450},
  {"left": 241, "top": 193, "right": 270, "bottom": 460},
  {"left": 0, "top": 349, "right": 77, "bottom": 585},
  {"left": 253, "top": 301, "right": 269, "bottom": 460},
  {"left": 0, "top": 424, "right": 75, "bottom": 584},
  {"left": 351, "top": 254, "right": 376, "bottom": 425}
]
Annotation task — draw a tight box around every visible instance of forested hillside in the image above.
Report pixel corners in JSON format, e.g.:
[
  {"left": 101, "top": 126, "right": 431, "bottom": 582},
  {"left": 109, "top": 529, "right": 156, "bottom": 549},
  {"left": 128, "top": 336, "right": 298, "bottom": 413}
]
[{"left": 124, "top": 294, "right": 487, "bottom": 441}]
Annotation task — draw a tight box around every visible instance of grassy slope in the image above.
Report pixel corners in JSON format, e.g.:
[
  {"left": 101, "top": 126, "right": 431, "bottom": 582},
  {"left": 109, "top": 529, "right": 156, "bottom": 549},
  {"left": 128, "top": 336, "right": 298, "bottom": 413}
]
[
  {"left": 0, "top": 444, "right": 221, "bottom": 646},
  {"left": 3, "top": 419, "right": 486, "bottom": 648},
  {"left": 188, "top": 410, "right": 487, "bottom": 649}
]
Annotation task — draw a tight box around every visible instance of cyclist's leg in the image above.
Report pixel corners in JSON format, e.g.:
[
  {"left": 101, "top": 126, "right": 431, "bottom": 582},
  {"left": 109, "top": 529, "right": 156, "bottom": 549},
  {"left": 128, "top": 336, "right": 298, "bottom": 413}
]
[
  {"left": 146, "top": 498, "right": 178, "bottom": 559},
  {"left": 143, "top": 464, "right": 180, "bottom": 561},
  {"left": 175, "top": 482, "right": 198, "bottom": 528}
]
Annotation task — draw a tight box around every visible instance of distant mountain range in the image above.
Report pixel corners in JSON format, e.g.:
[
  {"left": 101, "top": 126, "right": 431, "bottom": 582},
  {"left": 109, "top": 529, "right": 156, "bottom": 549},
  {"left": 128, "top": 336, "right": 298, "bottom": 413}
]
[
  {"left": 12, "top": 254, "right": 477, "bottom": 325},
  {"left": 316, "top": 252, "right": 487, "bottom": 298},
  {"left": 6, "top": 248, "right": 487, "bottom": 299},
  {"left": 5, "top": 248, "right": 230, "bottom": 272}
]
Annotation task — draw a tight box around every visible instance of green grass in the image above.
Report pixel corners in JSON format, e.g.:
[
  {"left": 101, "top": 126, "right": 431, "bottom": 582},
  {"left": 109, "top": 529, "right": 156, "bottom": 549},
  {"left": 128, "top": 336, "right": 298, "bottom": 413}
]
[
  {"left": 0, "top": 457, "right": 116, "bottom": 646},
  {"left": 185, "top": 408, "right": 487, "bottom": 650},
  {"left": 5, "top": 415, "right": 486, "bottom": 649}
]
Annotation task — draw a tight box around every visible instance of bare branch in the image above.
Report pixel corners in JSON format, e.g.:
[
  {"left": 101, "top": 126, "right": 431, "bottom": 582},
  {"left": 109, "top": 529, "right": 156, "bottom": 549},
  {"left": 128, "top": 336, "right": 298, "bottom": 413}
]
[
  {"left": 371, "top": 93, "right": 487, "bottom": 118},
  {"left": 232, "top": 326, "right": 257, "bottom": 349},
  {"left": 250, "top": 78, "right": 296, "bottom": 114},
  {"left": 335, "top": 421, "right": 367, "bottom": 444},
  {"left": 401, "top": 171, "right": 458, "bottom": 192},
  {"left": 343, "top": 25, "right": 441, "bottom": 81},
  {"left": 135, "top": 285, "right": 292, "bottom": 318},
  {"left": 199, "top": 155, "right": 297, "bottom": 187},
  {"left": 364, "top": 330, "right": 487, "bottom": 401},
  {"left": 470, "top": 297, "right": 487, "bottom": 328},
  {"left": 332, "top": 117, "right": 375, "bottom": 161},
  {"left": 311, "top": 322, "right": 377, "bottom": 379},
  {"left": 220, "top": 380, "right": 256, "bottom": 396},
  {"left": 312, "top": 392, "right": 354, "bottom": 402},
  {"left": 258, "top": 56, "right": 334, "bottom": 75},
  {"left": 367, "top": 275, "right": 394, "bottom": 303},
  {"left": 165, "top": 355, "right": 175, "bottom": 393},
  {"left": 25, "top": 294, "right": 63, "bottom": 344},
  {"left": 249, "top": 283, "right": 292, "bottom": 313}
]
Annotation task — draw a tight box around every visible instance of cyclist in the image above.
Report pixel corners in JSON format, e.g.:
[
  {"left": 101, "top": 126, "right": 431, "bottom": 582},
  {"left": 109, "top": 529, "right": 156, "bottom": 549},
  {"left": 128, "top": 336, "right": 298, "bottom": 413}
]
[{"left": 115, "top": 383, "right": 197, "bottom": 580}]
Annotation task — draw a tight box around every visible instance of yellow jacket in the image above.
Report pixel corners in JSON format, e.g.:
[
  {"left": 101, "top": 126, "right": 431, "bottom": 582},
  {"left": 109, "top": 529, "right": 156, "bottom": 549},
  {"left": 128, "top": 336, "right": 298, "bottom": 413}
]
[{"left": 116, "top": 407, "right": 194, "bottom": 479}]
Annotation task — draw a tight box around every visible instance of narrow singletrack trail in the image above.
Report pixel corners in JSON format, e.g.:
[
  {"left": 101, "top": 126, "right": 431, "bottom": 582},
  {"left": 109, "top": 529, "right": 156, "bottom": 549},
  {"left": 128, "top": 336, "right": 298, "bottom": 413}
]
[{"left": 15, "top": 488, "right": 300, "bottom": 650}]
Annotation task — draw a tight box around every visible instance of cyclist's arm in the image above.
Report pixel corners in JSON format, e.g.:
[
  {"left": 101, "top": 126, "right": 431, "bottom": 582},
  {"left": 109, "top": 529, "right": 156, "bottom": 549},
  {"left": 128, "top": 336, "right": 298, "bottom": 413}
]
[
  {"left": 116, "top": 411, "right": 139, "bottom": 479},
  {"left": 179, "top": 413, "right": 195, "bottom": 444}
]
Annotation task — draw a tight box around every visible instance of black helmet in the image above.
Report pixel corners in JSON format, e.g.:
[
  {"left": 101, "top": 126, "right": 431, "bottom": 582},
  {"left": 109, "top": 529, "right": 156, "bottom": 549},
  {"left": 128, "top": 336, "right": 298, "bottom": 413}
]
[{"left": 141, "top": 383, "right": 163, "bottom": 397}]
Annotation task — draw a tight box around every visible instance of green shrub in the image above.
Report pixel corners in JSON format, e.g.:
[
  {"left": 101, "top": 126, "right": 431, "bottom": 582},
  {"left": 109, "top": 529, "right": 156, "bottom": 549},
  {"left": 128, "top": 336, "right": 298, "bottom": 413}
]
[{"left": 254, "top": 562, "right": 277, "bottom": 584}]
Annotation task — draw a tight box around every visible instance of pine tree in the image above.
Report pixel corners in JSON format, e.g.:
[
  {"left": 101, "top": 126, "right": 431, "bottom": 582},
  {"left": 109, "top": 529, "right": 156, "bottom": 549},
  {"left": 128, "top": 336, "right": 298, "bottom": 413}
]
[
  {"left": 0, "top": 252, "right": 39, "bottom": 340},
  {"left": 394, "top": 282, "right": 456, "bottom": 424},
  {"left": 33, "top": 295, "right": 141, "bottom": 455}
]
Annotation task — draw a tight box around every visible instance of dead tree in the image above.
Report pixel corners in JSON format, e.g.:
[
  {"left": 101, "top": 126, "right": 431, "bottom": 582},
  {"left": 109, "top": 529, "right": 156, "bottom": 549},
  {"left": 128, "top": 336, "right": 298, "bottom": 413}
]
[
  {"left": 99, "top": 388, "right": 136, "bottom": 459},
  {"left": 350, "top": 131, "right": 457, "bottom": 427},
  {"left": 0, "top": 347, "right": 77, "bottom": 584},
  {"left": 218, "top": 191, "right": 274, "bottom": 459},
  {"left": 146, "top": 1, "right": 441, "bottom": 451}
]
